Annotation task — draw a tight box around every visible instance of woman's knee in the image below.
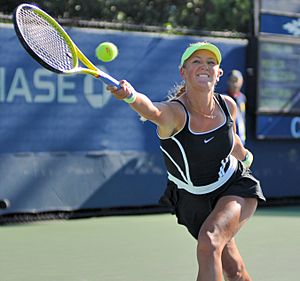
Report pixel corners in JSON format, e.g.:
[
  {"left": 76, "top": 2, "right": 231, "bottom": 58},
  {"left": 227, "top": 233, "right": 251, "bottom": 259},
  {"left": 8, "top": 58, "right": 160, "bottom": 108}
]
[{"left": 197, "top": 227, "right": 224, "bottom": 257}]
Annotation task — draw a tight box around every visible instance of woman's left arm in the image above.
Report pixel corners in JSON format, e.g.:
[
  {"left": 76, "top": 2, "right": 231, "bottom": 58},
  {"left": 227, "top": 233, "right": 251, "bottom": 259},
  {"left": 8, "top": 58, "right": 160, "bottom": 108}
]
[{"left": 223, "top": 95, "right": 253, "bottom": 168}]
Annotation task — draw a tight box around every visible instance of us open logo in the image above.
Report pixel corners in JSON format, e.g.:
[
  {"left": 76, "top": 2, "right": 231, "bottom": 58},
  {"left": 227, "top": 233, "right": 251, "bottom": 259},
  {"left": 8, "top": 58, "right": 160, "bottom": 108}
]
[{"left": 283, "top": 19, "right": 300, "bottom": 36}]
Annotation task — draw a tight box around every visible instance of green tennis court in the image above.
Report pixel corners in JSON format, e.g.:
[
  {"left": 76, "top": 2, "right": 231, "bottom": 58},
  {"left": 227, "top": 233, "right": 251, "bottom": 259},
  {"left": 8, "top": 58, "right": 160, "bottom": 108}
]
[{"left": 1, "top": 206, "right": 299, "bottom": 281}]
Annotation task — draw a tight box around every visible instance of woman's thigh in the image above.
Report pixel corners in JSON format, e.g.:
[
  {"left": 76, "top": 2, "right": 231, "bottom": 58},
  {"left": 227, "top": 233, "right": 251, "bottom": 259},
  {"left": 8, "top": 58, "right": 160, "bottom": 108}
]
[{"left": 198, "top": 195, "right": 257, "bottom": 244}]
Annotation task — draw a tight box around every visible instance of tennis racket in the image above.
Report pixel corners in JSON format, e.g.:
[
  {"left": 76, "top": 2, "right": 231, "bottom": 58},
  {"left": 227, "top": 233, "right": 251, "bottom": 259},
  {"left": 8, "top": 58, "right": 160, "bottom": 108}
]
[{"left": 13, "top": 3, "right": 120, "bottom": 87}]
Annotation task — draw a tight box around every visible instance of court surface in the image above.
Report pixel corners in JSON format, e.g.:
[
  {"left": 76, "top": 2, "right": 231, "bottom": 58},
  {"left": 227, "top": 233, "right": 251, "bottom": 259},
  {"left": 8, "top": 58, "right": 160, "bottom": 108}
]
[{"left": 0, "top": 206, "right": 299, "bottom": 281}]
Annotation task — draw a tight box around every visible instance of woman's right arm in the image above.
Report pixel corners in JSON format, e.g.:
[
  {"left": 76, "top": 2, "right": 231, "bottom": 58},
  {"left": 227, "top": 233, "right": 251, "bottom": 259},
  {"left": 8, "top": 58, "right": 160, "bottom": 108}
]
[{"left": 107, "top": 80, "right": 182, "bottom": 137}]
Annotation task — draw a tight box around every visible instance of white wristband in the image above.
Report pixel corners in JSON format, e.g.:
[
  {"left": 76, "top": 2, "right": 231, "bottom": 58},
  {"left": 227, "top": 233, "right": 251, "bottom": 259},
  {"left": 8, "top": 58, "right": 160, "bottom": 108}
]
[
  {"left": 123, "top": 91, "right": 137, "bottom": 104},
  {"left": 242, "top": 150, "right": 253, "bottom": 168}
]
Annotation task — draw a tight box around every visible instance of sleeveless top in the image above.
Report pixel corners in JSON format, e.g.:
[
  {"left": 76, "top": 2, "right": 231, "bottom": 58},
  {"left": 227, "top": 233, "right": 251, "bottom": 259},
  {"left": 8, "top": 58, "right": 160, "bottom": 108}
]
[{"left": 159, "top": 93, "right": 238, "bottom": 195}]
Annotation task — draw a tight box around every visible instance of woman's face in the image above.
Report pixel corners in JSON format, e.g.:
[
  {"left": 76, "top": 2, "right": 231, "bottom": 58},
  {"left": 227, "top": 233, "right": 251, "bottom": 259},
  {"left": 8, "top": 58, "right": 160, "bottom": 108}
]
[{"left": 180, "top": 49, "right": 221, "bottom": 91}]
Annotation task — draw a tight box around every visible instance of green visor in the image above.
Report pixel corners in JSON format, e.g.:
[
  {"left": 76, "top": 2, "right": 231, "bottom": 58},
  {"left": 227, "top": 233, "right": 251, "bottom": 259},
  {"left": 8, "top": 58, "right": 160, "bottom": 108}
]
[{"left": 180, "top": 42, "right": 222, "bottom": 67}]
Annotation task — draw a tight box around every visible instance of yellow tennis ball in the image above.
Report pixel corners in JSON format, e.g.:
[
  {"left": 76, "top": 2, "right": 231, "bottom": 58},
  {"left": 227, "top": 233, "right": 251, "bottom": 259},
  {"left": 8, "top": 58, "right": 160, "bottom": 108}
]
[{"left": 95, "top": 42, "right": 118, "bottom": 62}]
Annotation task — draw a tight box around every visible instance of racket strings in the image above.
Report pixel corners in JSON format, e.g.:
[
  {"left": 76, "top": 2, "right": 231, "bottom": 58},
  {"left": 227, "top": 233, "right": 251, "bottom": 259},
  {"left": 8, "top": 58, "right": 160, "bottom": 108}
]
[{"left": 17, "top": 7, "right": 75, "bottom": 72}]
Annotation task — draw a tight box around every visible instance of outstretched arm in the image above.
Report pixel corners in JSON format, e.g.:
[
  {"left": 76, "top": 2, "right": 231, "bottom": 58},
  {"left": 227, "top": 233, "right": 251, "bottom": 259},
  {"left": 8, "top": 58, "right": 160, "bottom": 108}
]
[{"left": 107, "top": 80, "right": 183, "bottom": 138}]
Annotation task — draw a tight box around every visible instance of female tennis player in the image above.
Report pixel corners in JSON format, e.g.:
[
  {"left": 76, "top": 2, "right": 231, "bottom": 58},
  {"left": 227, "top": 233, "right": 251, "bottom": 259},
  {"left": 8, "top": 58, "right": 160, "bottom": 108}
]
[{"left": 107, "top": 42, "right": 265, "bottom": 281}]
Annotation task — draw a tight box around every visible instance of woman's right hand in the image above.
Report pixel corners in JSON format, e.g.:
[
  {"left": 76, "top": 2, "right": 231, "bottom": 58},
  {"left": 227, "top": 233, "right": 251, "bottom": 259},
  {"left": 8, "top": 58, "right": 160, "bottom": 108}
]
[{"left": 107, "top": 80, "right": 136, "bottom": 101}]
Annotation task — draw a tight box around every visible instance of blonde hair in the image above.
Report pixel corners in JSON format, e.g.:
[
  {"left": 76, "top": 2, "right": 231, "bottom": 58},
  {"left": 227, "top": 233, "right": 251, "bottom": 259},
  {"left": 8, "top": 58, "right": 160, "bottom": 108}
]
[{"left": 167, "top": 81, "right": 186, "bottom": 101}]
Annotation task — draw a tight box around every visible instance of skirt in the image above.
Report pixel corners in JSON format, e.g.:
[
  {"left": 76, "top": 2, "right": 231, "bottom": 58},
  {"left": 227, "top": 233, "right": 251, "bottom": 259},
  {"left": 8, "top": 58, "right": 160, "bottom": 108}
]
[{"left": 159, "top": 161, "right": 265, "bottom": 239}]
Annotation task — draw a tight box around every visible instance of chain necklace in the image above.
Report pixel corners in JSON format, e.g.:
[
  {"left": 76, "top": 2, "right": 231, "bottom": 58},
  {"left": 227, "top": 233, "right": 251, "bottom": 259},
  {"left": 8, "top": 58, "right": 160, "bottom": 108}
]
[{"left": 186, "top": 96, "right": 217, "bottom": 119}]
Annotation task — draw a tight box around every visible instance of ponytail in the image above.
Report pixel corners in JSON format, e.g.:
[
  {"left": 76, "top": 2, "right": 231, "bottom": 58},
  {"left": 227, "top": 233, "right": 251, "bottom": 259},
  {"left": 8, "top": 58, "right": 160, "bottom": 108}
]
[{"left": 167, "top": 81, "right": 186, "bottom": 101}]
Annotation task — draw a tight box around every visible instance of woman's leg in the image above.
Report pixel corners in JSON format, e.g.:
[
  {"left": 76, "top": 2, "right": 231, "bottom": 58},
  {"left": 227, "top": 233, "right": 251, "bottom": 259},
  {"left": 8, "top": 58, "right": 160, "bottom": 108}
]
[
  {"left": 196, "top": 195, "right": 257, "bottom": 281},
  {"left": 222, "top": 238, "right": 251, "bottom": 281}
]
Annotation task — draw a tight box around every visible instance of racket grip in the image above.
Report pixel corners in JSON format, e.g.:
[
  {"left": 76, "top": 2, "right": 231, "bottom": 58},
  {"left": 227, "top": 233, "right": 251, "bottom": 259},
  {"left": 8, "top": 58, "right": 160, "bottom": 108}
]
[{"left": 98, "top": 72, "right": 121, "bottom": 89}]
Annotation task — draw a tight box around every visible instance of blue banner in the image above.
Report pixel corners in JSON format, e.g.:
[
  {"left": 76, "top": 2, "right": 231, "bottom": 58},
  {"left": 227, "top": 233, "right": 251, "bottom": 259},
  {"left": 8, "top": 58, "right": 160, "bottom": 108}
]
[
  {"left": 1, "top": 22, "right": 300, "bottom": 216},
  {"left": 256, "top": 115, "right": 300, "bottom": 139},
  {"left": 0, "top": 24, "right": 247, "bottom": 153},
  {"left": 0, "top": 24, "right": 250, "bottom": 215},
  {"left": 260, "top": 13, "right": 300, "bottom": 36}
]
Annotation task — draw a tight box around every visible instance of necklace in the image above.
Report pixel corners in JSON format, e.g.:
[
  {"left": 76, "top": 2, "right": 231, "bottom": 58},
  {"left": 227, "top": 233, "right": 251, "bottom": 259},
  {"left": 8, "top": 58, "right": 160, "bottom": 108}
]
[{"left": 186, "top": 96, "right": 217, "bottom": 119}]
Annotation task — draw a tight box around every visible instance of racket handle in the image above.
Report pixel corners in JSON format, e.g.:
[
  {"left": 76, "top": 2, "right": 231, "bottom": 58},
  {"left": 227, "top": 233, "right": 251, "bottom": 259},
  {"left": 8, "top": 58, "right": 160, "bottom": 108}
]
[{"left": 97, "top": 71, "right": 121, "bottom": 89}]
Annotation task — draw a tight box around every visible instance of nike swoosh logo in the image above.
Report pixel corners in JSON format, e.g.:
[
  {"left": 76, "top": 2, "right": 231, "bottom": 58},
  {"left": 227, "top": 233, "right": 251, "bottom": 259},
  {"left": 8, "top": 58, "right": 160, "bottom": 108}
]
[{"left": 204, "top": 136, "right": 215, "bottom": 144}]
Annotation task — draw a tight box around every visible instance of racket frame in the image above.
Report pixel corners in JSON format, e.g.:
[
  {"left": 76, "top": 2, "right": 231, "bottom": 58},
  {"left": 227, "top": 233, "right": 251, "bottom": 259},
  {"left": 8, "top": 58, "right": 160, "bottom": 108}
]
[{"left": 13, "top": 4, "right": 119, "bottom": 86}]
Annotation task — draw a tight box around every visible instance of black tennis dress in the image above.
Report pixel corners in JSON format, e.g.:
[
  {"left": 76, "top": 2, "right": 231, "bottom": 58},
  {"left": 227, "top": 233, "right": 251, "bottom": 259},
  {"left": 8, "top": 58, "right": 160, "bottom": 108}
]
[{"left": 159, "top": 93, "right": 265, "bottom": 239}]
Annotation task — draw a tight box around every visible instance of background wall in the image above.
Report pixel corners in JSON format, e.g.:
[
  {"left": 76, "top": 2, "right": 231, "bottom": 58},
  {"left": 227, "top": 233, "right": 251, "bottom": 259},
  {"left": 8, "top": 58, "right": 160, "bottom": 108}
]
[{"left": 0, "top": 23, "right": 298, "bottom": 217}]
